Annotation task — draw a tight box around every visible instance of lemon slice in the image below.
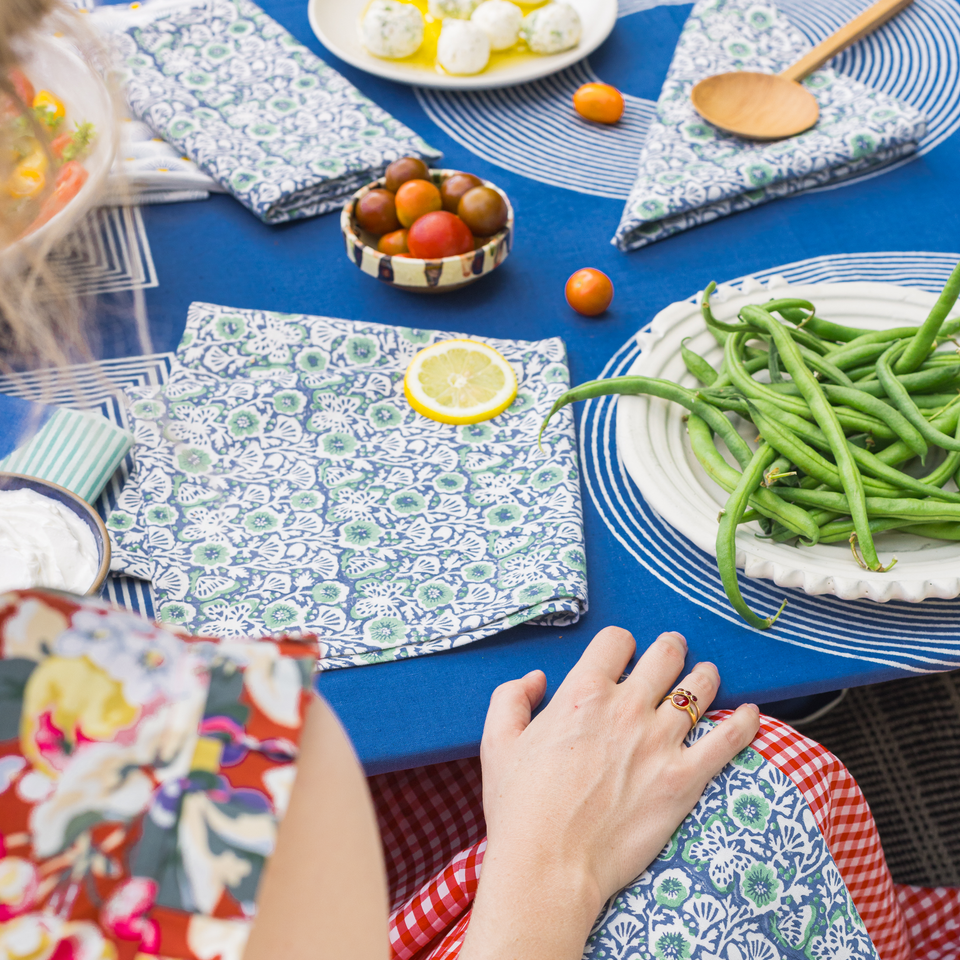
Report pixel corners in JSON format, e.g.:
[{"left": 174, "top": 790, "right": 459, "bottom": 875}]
[{"left": 404, "top": 339, "right": 518, "bottom": 424}]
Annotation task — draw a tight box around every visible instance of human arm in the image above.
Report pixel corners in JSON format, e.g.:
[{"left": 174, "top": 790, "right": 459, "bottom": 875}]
[
  {"left": 244, "top": 695, "right": 389, "bottom": 960},
  {"left": 459, "top": 627, "right": 761, "bottom": 960}
]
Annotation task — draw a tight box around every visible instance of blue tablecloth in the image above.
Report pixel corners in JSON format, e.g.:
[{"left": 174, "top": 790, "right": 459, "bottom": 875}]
[{"left": 98, "top": 0, "right": 960, "bottom": 772}]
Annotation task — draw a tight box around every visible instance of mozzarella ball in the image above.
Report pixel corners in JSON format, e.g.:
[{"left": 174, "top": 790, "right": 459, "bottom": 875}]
[
  {"left": 436, "top": 19, "right": 491, "bottom": 74},
  {"left": 471, "top": 0, "right": 522, "bottom": 51},
  {"left": 360, "top": 0, "right": 424, "bottom": 59},
  {"left": 519, "top": 2, "right": 582, "bottom": 54},
  {"left": 428, "top": 0, "right": 482, "bottom": 18}
]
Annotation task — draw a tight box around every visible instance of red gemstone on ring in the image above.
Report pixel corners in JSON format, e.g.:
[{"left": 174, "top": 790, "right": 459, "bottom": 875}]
[{"left": 672, "top": 694, "right": 690, "bottom": 707}]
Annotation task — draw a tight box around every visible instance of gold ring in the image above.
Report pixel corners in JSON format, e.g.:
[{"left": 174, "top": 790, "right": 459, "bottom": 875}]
[{"left": 659, "top": 687, "right": 700, "bottom": 730}]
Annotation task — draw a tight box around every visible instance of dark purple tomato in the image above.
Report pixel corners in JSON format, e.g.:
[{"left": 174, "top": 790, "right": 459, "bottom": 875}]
[
  {"left": 457, "top": 186, "right": 508, "bottom": 237},
  {"left": 440, "top": 172, "right": 483, "bottom": 213},
  {"left": 384, "top": 156, "right": 430, "bottom": 193},
  {"left": 355, "top": 188, "right": 400, "bottom": 236}
]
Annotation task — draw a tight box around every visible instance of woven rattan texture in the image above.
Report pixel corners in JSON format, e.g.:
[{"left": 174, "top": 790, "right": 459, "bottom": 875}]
[{"left": 803, "top": 670, "right": 960, "bottom": 887}]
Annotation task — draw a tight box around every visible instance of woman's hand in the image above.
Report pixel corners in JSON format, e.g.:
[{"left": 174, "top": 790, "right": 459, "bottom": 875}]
[{"left": 459, "top": 627, "right": 760, "bottom": 960}]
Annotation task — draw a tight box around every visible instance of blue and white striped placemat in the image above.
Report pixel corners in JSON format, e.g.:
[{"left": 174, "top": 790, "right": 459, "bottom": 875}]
[{"left": 583, "top": 251, "right": 960, "bottom": 674}]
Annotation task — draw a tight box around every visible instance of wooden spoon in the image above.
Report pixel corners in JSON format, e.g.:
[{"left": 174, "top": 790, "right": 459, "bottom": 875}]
[{"left": 690, "top": 0, "right": 914, "bottom": 141}]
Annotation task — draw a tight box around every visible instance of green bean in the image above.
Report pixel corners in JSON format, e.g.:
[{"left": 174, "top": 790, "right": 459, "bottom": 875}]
[
  {"left": 539, "top": 376, "right": 755, "bottom": 468},
  {"left": 896, "top": 259, "right": 960, "bottom": 374},
  {"left": 816, "top": 517, "right": 914, "bottom": 543},
  {"left": 716, "top": 441, "right": 787, "bottom": 629},
  {"left": 821, "top": 385, "right": 927, "bottom": 459},
  {"left": 902, "top": 521, "right": 960, "bottom": 540},
  {"left": 763, "top": 364, "right": 960, "bottom": 398},
  {"left": 876, "top": 341, "right": 960, "bottom": 453},
  {"left": 776, "top": 308, "right": 867, "bottom": 343},
  {"left": 741, "top": 304, "right": 887, "bottom": 571},
  {"left": 768, "top": 341, "right": 783, "bottom": 383},
  {"left": 776, "top": 486, "right": 960, "bottom": 523},
  {"left": 763, "top": 455, "right": 793, "bottom": 486},
  {"left": 681, "top": 338, "right": 719, "bottom": 386},
  {"left": 686, "top": 415, "right": 819, "bottom": 541},
  {"left": 828, "top": 327, "right": 929, "bottom": 366},
  {"left": 874, "top": 401, "right": 960, "bottom": 466},
  {"left": 748, "top": 402, "right": 902, "bottom": 498},
  {"left": 701, "top": 386, "right": 898, "bottom": 440},
  {"left": 749, "top": 398, "right": 960, "bottom": 503},
  {"left": 795, "top": 345, "right": 855, "bottom": 386}
]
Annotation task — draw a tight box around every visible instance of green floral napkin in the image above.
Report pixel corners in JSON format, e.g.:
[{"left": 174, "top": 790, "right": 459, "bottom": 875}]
[
  {"left": 108, "top": 304, "right": 586, "bottom": 670},
  {"left": 107, "top": 0, "right": 441, "bottom": 223},
  {"left": 613, "top": 0, "right": 927, "bottom": 251}
]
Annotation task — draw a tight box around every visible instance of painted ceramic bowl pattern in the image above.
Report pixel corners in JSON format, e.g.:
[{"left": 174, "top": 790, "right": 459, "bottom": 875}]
[
  {"left": 0, "top": 472, "right": 111, "bottom": 596},
  {"left": 342, "top": 169, "right": 513, "bottom": 292}
]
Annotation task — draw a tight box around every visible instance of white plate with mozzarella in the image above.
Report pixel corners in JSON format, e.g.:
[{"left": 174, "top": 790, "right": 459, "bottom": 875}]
[{"left": 308, "top": 0, "right": 618, "bottom": 90}]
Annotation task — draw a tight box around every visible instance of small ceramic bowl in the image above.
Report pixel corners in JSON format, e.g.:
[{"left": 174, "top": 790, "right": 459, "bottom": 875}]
[
  {"left": 0, "top": 472, "right": 111, "bottom": 595},
  {"left": 342, "top": 169, "right": 513, "bottom": 293}
]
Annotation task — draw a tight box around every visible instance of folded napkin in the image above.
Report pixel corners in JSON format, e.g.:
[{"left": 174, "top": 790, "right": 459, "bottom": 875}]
[
  {"left": 0, "top": 394, "right": 133, "bottom": 503},
  {"left": 108, "top": 303, "right": 586, "bottom": 669},
  {"left": 104, "top": 118, "right": 224, "bottom": 206},
  {"left": 613, "top": 0, "right": 927, "bottom": 252},
  {"left": 101, "top": 0, "right": 442, "bottom": 224}
]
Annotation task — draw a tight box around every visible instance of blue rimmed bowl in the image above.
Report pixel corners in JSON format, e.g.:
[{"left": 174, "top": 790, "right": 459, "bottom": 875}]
[
  {"left": 0, "top": 472, "right": 110, "bottom": 595},
  {"left": 342, "top": 169, "right": 513, "bottom": 293}
]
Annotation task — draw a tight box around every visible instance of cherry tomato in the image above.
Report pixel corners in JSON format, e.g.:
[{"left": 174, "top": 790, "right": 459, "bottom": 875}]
[
  {"left": 50, "top": 132, "right": 73, "bottom": 159},
  {"left": 384, "top": 156, "right": 429, "bottom": 193},
  {"left": 565, "top": 268, "right": 614, "bottom": 316},
  {"left": 407, "top": 211, "right": 475, "bottom": 259},
  {"left": 395, "top": 178, "right": 442, "bottom": 228},
  {"left": 377, "top": 228, "right": 409, "bottom": 255},
  {"left": 1, "top": 69, "right": 34, "bottom": 121},
  {"left": 355, "top": 188, "right": 400, "bottom": 236},
  {"left": 9, "top": 69, "right": 35, "bottom": 106},
  {"left": 457, "top": 186, "right": 508, "bottom": 237},
  {"left": 573, "top": 83, "right": 624, "bottom": 125},
  {"left": 440, "top": 172, "right": 482, "bottom": 212},
  {"left": 28, "top": 160, "right": 88, "bottom": 234}
]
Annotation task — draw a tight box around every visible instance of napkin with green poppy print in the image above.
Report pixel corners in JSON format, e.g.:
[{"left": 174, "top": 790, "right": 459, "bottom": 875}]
[
  {"left": 105, "top": 0, "right": 441, "bottom": 224},
  {"left": 612, "top": 0, "right": 927, "bottom": 251},
  {"left": 107, "top": 303, "right": 587, "bottom": 670}
]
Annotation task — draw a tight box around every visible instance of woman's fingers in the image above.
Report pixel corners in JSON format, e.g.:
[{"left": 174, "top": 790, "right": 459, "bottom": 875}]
[
  {"left": 481, "top": 670, "right": 548, "bottom": 757},
  {"left": 656, "top": 661, "right": 720, "bottom": 738},
  {"left": 686, "top": 704, "right": 762, "bottom": 782},
  {"left": 567, "top": 625, "right": 637, "bottom": 684},
  {"left": 622, "top": 631, "right": 688, "bottom": 705}
]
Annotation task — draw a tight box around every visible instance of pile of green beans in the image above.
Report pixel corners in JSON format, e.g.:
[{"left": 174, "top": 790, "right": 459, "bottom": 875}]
[{"left": 540, "top": 261, "right": 960, "bottom": 630}]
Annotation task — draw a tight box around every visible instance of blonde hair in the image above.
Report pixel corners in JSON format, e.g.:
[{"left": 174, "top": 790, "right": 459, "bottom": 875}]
[{"left": 0, "top": 0, "right": 151, "bottom": 384}]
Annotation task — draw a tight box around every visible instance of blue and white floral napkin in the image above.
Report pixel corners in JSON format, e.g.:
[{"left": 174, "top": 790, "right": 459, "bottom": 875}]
[
  {"left": 613, "top": 0, "right": 927, "bottom": 252},
  {"left": 587, "top": 720, "right": 880, "bottom": 960},
  {"left": 107, "top": 303, "right": 587, "bottom": 670},
  {"left": 100, "top": 0, "right": 441, "bottom": 224}
]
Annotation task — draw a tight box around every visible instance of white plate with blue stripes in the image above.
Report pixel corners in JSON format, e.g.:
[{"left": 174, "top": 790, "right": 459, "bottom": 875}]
[
  {"left": 308, "top": 0, "right": 618, "bottom": 89},
  {"left": 616, "top": 277, "right": 960, "bottom": 604}
]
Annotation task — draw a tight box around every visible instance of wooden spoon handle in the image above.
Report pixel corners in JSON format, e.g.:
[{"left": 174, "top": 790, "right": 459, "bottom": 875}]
[{"left": 779, "top": 0, "right": 915, "bottom": 83}]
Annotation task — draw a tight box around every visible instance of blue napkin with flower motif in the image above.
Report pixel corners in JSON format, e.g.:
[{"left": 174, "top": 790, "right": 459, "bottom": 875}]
[
  {"left": 103, "top": 0, "right": 441, "bottom": 224},
  {"left": 612, "top": 0, "right": 927, "bottom": 252},
  {"left": 586, "top": 719, "right": 880, "bottom": 960},
  {"left": 107, "top": 303, "right": 586, "bottom": 670}
]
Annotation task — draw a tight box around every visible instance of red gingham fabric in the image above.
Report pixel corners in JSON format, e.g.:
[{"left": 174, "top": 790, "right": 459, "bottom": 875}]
[
  {"left": 373, "top": 713, "right": 960, "bottom": 960},
  {"left": 895, "top": 884, "right": 960, "bottom": 960}
]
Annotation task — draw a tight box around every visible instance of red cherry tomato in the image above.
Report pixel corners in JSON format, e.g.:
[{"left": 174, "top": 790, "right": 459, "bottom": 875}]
[
  {"left": 407, "top": 211, "right": 475, "bottom": 259},
  {"left": 565, "top": 268, "right": 614, "bottom": 316},
  {"left": 27, "top": 160, "right": 88, "bottom": 235},
  {"left": 573, "top": 83, "right": 624, "bottom": 124},
  {"left": 2, "top": 68, "right": 35, "bottom": 121}
]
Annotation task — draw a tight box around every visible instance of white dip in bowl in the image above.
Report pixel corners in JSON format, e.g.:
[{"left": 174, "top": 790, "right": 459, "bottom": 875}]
[{"left": 0, "top": 488, "right": 99, "bottom": 593}]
